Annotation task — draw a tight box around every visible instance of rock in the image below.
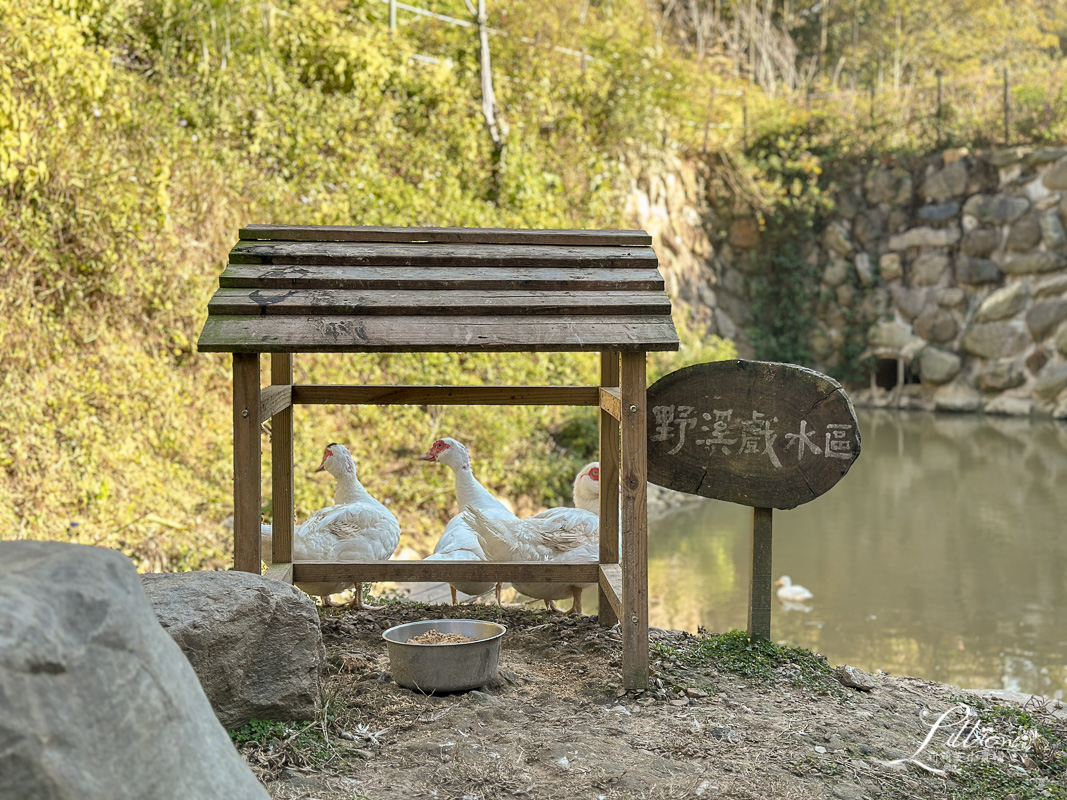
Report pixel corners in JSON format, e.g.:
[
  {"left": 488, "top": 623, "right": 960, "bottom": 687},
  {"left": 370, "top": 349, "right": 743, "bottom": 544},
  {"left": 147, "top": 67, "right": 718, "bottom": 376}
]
[
  {"left": 1003, "top": 251, "right": 1067, "bottom": 276},
  {"left": 823, "top": 220, "right": 854, "bottom": 257},
  {"left": 853, "top": 209, "right": 885, "bottom": 246},
  {"left": 911, "top": 252, "right": 950, "bottom": 286},
  {"left": 934, "top": 382, "right": 983, "bottom": 412},
  {"left": 1026, "top": 298, "right": 1067, "bottom": 340},
  {"left": 0, "top": 541, "right": 270, "bottom": 800},
  {"left": 854, "top": 252, "right": 874, "bottom": 285},
  {"left": 974, "top": 282, "right": 1031, "bottom": 322},
  {"left": 835, "top": 283, "right": 856, "bottom": 307},
  {"left": 956, "top": 256, "right": 1003, "bottom": 285},
  {"left": 920, "top": 161, "right": 969, "bottom": 201},
  {"left": 935, "top": 287, "right": 967, "bottom": 309},
  {"left": 864, "top": 167, "right": 911, "bottom": 205},
  {"left": 984, "top": 396, "right": 1033, "bottom": 416},
  {"left": 1035, "top": 275, "right": 1067, "bottom": 298},
  {"left": 836, "top": 191, "right": 861, "bottom": 219},
  {"left": 142, "top": 571, "right": 324, "bottom": 730},
  {"left": 1033, "top": 364, "right": 1067, "bottom": 400},
  {"left": 1027, "top": 348, "right": 1051, "bottom": 374},
  {"left": 868, "top": 320, "right": 913, "bottom": 350},
  {"left": 1057, "top": 327, "right": 1067, "bottom": 356},
  {"left": 729, "top": 218, "right": 759, "bottom": 249},
  {"left": 1006, "top": 213, "right": 1043, "bottom": 252},
  {"left": 917, "top": 201, "right": 961, "bottom": 224},
  {"left": 1041, "top": 211, "right": 1067, "bottom": 249},
  {"left": 987, "top": 147, "right": 1029, "bottom": 168},
  {"left": 961, "top": 228, "right": 1000, "bottom": 258},
  {"left": 827, "top": 734, "right": 846, "bottom": 751},
  {"left": 891, "top": 285, "right": 928, "bottom": 321},
  {"left": 837, "top": 664, "right": 877, "bottom": 691},
  {"left": 978, "top": 360, "right": 1026, "bottom": 391},
  {"left": 968, "top": 159, "right": 1001, "bottom": 194},
  {"left": 964, "top": 194, "right": 1031, "bottom": 225},
  {"left": 879, "top": 252, "right": 903, "bottom": 282},
  {"left": 960, "top": 322, "right": 1031, "bottom": 359},
  {"left": 822, "top": 256, "right": 851, "bottom": 288},
  {"left": 887, "top": 226, "right": 961, "bottom": 250},
  {"left": 914, "top": 306, "right": 958, "bottom": 342},
  {"left": 1043, "top": 157, "right": 1067, "bottom": 191},
  {"left": 918, "top": 348, "right": 962, "bottom": 384},
  {"left": 1028, "top": 147, "right": 1067, "bottom": 165}
]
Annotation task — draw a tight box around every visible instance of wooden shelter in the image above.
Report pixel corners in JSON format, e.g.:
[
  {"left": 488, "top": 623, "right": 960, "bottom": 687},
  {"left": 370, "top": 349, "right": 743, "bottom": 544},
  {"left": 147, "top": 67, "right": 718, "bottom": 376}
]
[{"left": 198, "top": 224, "right": 679, "bottom": 689}]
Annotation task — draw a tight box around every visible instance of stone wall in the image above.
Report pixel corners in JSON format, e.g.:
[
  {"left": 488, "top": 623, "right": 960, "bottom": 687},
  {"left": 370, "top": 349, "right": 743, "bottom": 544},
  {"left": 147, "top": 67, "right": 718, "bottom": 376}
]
[{"left": 625, "top": 145, "right": 1067, "bottom": 419}]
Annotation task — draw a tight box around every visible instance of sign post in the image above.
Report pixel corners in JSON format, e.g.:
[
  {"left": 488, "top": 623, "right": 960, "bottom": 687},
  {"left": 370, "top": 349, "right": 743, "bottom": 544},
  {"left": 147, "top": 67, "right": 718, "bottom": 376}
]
[{"left": 646, "top": 360, "right": 861, "bottom": 641}]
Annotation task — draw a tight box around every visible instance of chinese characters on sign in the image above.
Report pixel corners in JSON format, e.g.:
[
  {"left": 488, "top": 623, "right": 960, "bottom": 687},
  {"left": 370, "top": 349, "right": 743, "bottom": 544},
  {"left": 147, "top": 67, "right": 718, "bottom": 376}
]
[{"left": 651, "top": 404, "right": 856, "bottom": 469}]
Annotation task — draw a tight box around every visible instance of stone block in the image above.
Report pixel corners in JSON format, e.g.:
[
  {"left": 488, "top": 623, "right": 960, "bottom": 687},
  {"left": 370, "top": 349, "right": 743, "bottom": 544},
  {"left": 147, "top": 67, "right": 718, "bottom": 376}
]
[
  {"left": 1043, "top": 157, "right": 1067, "bottom": 191},
  {"left": 879, "top": 252, "right": 903, "bottom": 282},
  {"left": 956, "top": 256, "right": 1003, "bottom": 285},
  {"left": 984, "top": 396, "right": 1033, "bottom": 416},
  {"left": 888, "top": 226, "right": 961, "bottom": 250},
  {"left": 865, "top": 167, "right": 912, "bottom": 205},
  {"left": 920, "top": 161, "right": 969, "bottom": 201},
  {"left": 854, "top": 252, "right": 874, "bottom": 285},
  {"left": 961, "top": 227, "right": 1000, "bottom": 258},
  {"left": 891, "top": 285, "right": 928, "bottom": 321},
  {"left": 823, "top": 220, "right": 854, "bottom": 256},
  {"left": 917, "top": 201, "right": 961, "bottom": 224},
  {"left": 1026, "top": 298, "right": 1067, "bottom": 340},
  {"left": 1033, "top": 363, "right": 1067, "bottom": 400},
  {"left": 964, "top": 194, "right": 1031, "bottom": 225},
  {"left": 974, "top": 282, "right": 1030, "bottom": 322},
  {"left": 918, "top": 347, "right": 962, "bottom": 385},
  {"left": 934, "top": 382, "right": 982, "bottom": 412},
  {"left": 934, "top": 288, "right": 967, "bottom": 309},
  {"left": 911, "top": 252, "right": 950, "bottom": 286},
  {"left": 868, "top": 319, "right": 914, "bottom": 350},
  {"left": 960, "top": 321, "right": 1031, "bottom": 359},
  {"left": 1026, "top": 348, "right": 1050, "bottom": 374},
  {"left": 1056, "top": 326, "right": 1067, "bottom": 356},
  {"left": 1040, "top": 211, "right": 1067, "bottom": 249},
  {"left": 1002, "top": 251, "right": 1067, "bottom": 276},
  {"left": 977, "top": 360, "right": 1026, "bottom": 391},
  {"left": 914, "top": 306, "right": 959, "bottom": 343},
  {"left": 822, "top": 256, "right": 851, "bottom": 288},
  {"left": 1005, "top": 213, "right": 1043, "bottom": 252},
  {"left": 853, "top": 209, "right": 886, "bottom": 246}
]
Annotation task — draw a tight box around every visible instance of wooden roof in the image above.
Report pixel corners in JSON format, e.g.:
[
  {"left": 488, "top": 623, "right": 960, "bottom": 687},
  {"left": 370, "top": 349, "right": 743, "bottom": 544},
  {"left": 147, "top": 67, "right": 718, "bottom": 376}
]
[{"left": 197, "top": 225, "right": 679, "bottom": 353}]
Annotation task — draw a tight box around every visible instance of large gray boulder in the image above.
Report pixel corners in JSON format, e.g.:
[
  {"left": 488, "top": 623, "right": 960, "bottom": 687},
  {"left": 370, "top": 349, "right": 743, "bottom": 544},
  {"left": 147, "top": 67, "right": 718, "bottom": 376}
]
[
  {"left": 142, "top": 571, "right": 325, "bottom": 730},
  {"left": 0, "top": 541, "right": 270, "bottom": 800}
]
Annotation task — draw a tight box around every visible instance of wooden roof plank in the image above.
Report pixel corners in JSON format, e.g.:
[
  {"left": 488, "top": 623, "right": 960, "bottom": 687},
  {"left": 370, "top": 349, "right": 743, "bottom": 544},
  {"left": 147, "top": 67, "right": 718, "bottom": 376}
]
[
  {"left": 228, "top": 241, "right": 658, "bottom": 267},
  {"left": 207, "top": 288, "right": 672, "bottom": 317},
  {"left": 197, "top": 314, "right": 680, "bottom": 353},
  {"left": 240, "top": 224, "right": 652, "bottom": 247},
  {"left": 218, "top": 265, "right": 665, "bottom": 292}
]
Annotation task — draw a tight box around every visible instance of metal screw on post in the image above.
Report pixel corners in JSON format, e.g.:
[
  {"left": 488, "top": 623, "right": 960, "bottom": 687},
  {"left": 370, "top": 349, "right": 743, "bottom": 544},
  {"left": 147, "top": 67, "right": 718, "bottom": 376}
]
[
  {"left": 630, "top": 615, "right": 639, "bottom": 624},
  {"left": 241, "top": 408, "right": 249, "bottom": 418},
  {"left": 629, "top": 404, "right": 637, "bottom": 413}
]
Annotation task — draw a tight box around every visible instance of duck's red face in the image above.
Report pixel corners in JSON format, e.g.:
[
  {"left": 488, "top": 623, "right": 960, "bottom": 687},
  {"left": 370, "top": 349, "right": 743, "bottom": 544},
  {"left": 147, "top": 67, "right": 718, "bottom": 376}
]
[
  {"left": 315, "top": 444, "right": 338, "bottom": 473},
  {"left": 418, "top": 439, "right": 451, "bottom": 463},
  {"left": 588, "top": 466, "right": 600, "bottom": 482}
]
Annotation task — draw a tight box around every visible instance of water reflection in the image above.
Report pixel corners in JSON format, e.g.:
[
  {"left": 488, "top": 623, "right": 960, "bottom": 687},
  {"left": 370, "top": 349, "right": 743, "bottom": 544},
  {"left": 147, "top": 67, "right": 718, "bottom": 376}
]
[{"left": 645, "top": 410, "right": 1067, "bottom": 699}]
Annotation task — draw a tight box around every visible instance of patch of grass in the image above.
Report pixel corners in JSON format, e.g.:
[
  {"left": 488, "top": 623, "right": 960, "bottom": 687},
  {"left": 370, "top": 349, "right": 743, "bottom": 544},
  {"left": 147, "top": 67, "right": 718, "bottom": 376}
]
[
  {"left": 229, "top": 716, "right": 335, "bottom": 767},
  {"left": 679, "top": 629, "right": 841, "bottom": 695}
]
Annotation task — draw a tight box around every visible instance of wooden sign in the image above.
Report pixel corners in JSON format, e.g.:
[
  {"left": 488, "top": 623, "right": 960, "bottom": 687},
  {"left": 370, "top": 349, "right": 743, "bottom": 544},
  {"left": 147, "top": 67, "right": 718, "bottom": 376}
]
[{"left": 646, "top": 360, "right": 860, "bottom": 509}]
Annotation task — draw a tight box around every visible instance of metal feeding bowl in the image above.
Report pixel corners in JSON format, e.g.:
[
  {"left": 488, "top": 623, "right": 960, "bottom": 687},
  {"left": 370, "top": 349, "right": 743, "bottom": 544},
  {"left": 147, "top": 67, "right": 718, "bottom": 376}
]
[{"left": 382, "top": 619, "right": 507, "bottom": 694}]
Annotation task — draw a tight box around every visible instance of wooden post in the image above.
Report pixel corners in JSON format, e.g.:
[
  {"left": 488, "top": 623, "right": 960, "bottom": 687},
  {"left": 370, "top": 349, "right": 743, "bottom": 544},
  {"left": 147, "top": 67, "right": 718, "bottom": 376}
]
[
  {"left": 747, "top": 507, "right": 773, "bottom": 641},
  {"left": 271, "top": 352, "right": 294, "bottom": 571},
  {"left": 233, "top": 353, "right": 262, "bottom": 573},
  {"left": 1003, "top": 66, "right": 1010, "bottom": 146},
  {"left": 388, "top": 0, "right": 397, "bottom": 30},
  {"left": 598, "top": 350, "right": 621, "bottom": 627},
  {"left": 620, "top": 351, "right": 648, "bottom": 690}
]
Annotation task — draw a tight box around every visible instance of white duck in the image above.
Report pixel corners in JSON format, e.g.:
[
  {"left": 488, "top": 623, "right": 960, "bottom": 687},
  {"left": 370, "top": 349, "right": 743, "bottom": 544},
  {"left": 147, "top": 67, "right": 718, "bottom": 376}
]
[
  {"left": 419, "top": 438, "right": 516, "bottom": 605},
  {"left": 775, "top": 575, "right": 814, "bottom": 604},
  {"left": 464, "top": 462, "right": 601, "bottom": 614},
  {"left": 261, "top": 443, "right": 400, "bottom": 609}
]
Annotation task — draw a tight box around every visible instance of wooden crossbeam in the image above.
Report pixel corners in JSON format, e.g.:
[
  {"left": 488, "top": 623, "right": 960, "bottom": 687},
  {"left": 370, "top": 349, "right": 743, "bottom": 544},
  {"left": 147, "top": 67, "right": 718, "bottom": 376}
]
[
  {"left": 598, "top": 564, "right": 623, "bottom": 620},
  {"left": 292, "top": 385, "right": 599, "bottom": 406},
  {"left": 259, "top": 384, "right": 292, "bottom": 423},
  {"left": 293, "top": 561, "right": 599, "bottom": 583}
]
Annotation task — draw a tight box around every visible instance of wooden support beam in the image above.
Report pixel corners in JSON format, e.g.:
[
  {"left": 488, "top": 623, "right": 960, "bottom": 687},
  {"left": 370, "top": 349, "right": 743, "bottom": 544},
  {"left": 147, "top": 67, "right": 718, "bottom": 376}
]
[
  {"left": 620, "top": 351, "right": 648, "bottom": 690},
  {"left": 598, "top": 351, "right": 621, "bottom": 627},
  {"left": 263, "top": 562, "right": 294, "bottom": 584},
  {"left": 598, "top": 386, "right": 621, "bottom": 421},
  {"left": 233, "top": 353, "right": 261, "bottom": 573},
  {"left": 292, "top": 384, "right": 599, "bottom": 406},
  {"left": 271, "top": 353, "right": 294, "bottom": 567},
  {"left": 259, "top": 384, "right": 292, "bottom": 423},
  {"left": 293, "top": 561, "right": 599, "bottom": 583},
  {"left": 747, "top": 507, "right": 774, "bottom": 641},
  {"left": 598, "top": 563, "right": 623, "bottom": 620}
]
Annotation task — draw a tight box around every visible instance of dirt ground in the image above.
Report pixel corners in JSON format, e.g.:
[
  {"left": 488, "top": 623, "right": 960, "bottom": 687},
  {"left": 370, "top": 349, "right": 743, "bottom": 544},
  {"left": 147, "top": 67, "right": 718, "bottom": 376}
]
[{"left": 238, "top": 602, "right": 1066, "bottom": 800}]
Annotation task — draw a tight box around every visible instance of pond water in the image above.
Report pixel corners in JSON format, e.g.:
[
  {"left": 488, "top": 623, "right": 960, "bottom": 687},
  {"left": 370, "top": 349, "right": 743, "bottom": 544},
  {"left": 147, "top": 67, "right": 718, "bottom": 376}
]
[{"left": 640, "top": 409, "right": 1067, "bottom": 699}]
